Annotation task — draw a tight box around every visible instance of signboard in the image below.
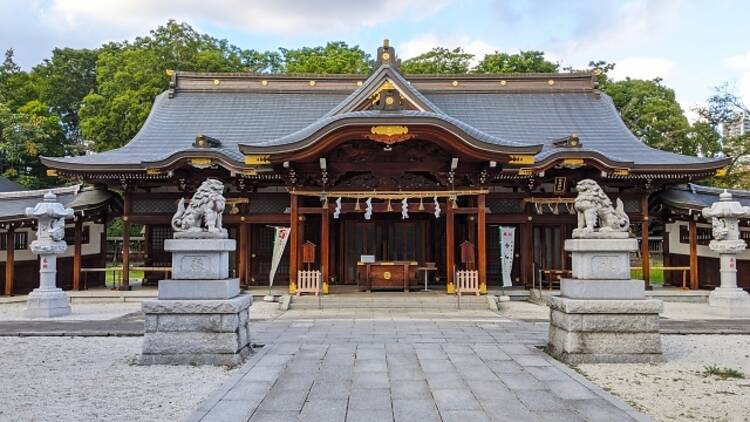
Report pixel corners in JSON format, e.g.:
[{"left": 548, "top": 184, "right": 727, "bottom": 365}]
[{"left": 554, "top": 177, "right": 567, "bottom": 193}]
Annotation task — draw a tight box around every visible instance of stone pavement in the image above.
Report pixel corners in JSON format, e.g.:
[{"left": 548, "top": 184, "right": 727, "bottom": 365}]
[{"left": 187, "top": 311, "right": 648, "bottom": 422}]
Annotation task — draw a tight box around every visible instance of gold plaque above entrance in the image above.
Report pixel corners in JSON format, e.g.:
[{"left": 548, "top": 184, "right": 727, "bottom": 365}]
[{"left": 367, "top": 125, "right": 414, "bottom": 145}]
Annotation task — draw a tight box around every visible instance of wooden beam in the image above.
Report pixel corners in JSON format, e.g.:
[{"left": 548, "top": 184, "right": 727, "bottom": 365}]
[
  {"left": 689, "top": 220, "right": 698, "bottom": 289},
  {"left": 641, "top": 195, "right": 650, "bottom": 289},
  {"left": 321, "top": 206, "right": 330, "bottom": 294},
  {"left": 4, "top": 225, "right": 14, "bottom": 296},
  {"left": 289, "top": 194, "right": 298, "bottom": 294},
  {"left": 73, "top": 218, "right": 83, "bottom": 290},
  {"left": 446, "top": 201, "right": 455, "bottom": 294},
  {"left": 477, "top": 194, "right": 487, "bottom": 294}
]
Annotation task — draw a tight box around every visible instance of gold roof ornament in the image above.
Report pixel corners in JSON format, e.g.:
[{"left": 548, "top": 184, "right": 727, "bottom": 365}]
[
  {"left": 451, "top": 80, "right": 459, "bottom": 87},
  {"left": 547, "top": 79, "right": 555, "bottom": 86},
  {"left": 308, "top": 80, "right": 316, "bottom": 87},
  {"left": 165, "top": 69, "right": 175, "bottom": 76},
  {"left": 261, "top": 79, "right": 268, "bottom": 86},
  {"left": 509, "top": 155, "right": 535, "bottom": 165},
  {"left": 500, "top": 80, "right": 507, "bottom": 86},
  {"left": 213, "top": 79, "right": 221, "bottom": 86},
  {"left": 371, "top": 125, "right": 408, "bottom": 137}
]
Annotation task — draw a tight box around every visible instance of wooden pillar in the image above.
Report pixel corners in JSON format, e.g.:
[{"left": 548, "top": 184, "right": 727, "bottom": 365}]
[
  {"left": 446, "top": 200, "right": 455, "bottom": 294},
  {"left": 520, "top": 220, "right": 533, "bottom": 288},
  {"left": 477, "top": 194, "right": 487, "bottom": 294},
  {"left": 641, "top": 195, "right": 651, "bottom": 289},
  {"left": 120, "top": 192, "right": 131, "bottom": 291},
  {"left": 689, "top": 220, "right": 698, "bottom": 289},
  {"left": 72, "top": 217, "right": 83, "bottom": 290},
  {"left": 321, "top": 205, "right": 330, "bottom": 294},
  {"left": 238, "top": 220, "right": 247, "bottom": 286},
  {"left": 4, "top": 225, "right": 15, "bottom": 296},
  {"left": 289, "top": 194, "right": 298, "bottom": 294}
]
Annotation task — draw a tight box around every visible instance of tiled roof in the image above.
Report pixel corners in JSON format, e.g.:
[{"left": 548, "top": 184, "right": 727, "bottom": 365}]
[{"left": 659, "top": 184, "right": 750, "bottom": 211}]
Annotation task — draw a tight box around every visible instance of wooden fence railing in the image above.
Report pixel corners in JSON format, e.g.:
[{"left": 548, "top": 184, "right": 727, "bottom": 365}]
[
  {"left": 456, "top": 270, "right": 480, "bottom": 296},
  {"left": 297, "top": 270, "right": 321, "bottom": 296}
]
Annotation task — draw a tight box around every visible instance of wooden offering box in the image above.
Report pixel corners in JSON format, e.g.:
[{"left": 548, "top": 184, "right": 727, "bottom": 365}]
[{"left": 357, "top": 261, "right": 418, "bottom": 292}]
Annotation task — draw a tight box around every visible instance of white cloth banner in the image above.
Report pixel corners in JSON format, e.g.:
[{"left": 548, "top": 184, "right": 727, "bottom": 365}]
[
  {"left": 499, "top": 226, "right": 515, "bottom": 287},
  {"left": 269, "top": 226, "right": 290, "bottom": 288}
]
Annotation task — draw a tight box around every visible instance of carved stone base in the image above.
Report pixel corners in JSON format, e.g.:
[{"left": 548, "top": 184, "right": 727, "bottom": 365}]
[
  {"left": 25, "top": 288, "right": 71, "bottom": 318},
  {"left": 140, "top": 294, "right": 252, "bottom": 366},
  {"left": 548, "top": 296, "right": 663, "bottom": 364},
  {"left": 158, "top": 278, "right": 240, "bottom": 300},
  {"left": 560, "top": 278, "right": 645, "bottom": 300},
  {"left": 708, "top": 287, "right": 750, "bottom": 318},
  {"left": 566, "top": 238, "right": 637, "bottom": 280},
  {"left": 164, "top": 238, "right": 236, "bottom": 280}
]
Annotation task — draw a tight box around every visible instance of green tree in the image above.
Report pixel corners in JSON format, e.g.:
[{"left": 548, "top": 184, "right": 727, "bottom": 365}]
[
  {"left": 474, "top": 50, "right": 558, "bottom": 73},
  {"left": 0, "top": 101, "right": 65, "bottom": 188},
  {"left": 401, "top": 47, "right": 474, "bottom": 74},
  {"left": 32, "top": 48, "right": 98, "bottom": 146},
  {"left": 80, "top": 20, "right": 279, "bottom": 151},
  {"left": 0, "top": 49, "right": 39, "bottom": 111},
  {"left": 280, "top": 42, "right": 370, "bottom": 74}
]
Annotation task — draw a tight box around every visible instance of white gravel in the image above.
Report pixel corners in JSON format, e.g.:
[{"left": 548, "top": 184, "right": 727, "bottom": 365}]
[
  {"left": 0, "top": 337, "right": 237, "bottom": 422},
  {"left": 577, "top": 335, "right": 750, "bottom": 422},
  {"left": 0, "top": 302, "right": 142, "bottom": 321}
]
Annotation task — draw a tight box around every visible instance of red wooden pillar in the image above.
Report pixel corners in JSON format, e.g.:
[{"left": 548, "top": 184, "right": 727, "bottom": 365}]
[
  {"left": 120, "top": 192, "right": 131, "bottom": 291},
  {"left": 4, "top": 225, "right": 15, "bottom": 296},
  {"left": 289, "top": 194, "right": 298, "bottom": 294},
  {"left": 321, "top": 205, "right": 330, "bottom": 294},
  {"left": 477, "top": 194, "right": 487, "bottom": 294},
  {"left": 72, "top": 217, "right": 82, "bottom": 290},
  {"left": 446, "top": 200, "right": 455, "bottom": 294},
  {"left": 520, "top": 219, "right": 533, "bottom": 288},
  {"left": 238, "top": 219, "right": 247, "bottom": 286},
  {"left": 689, "top": 220, "right": 698, "bottom": 289},
  {"left": 641, "top": 195, "right": 651, "bottom": 289}
]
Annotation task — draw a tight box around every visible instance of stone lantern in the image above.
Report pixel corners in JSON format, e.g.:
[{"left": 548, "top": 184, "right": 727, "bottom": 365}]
[
  {"left": 24, "top": 191, "right": 74, "bottom": 317},
  {"left": 701, "top": 190, "right": 750, "bottom": 317}
]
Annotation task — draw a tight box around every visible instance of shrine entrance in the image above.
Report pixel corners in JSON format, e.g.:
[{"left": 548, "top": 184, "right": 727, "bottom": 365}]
[{"left": 340, "top": 214, "right": 438, "bottom": 284}]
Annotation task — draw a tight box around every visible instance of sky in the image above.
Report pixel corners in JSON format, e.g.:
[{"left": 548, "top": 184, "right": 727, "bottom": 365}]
[{"left": 2, "top": 0, "right": 750, "bottom": 120}]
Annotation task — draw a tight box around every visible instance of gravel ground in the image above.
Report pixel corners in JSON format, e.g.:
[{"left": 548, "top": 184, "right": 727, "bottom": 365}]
[
  {"left": 0, "top": 302, "right": 142, "bottom": 321},
  {"left": 0, "top": 337, "right": 238, "bottom": 422},
  {"left": 577, "top": 335, "right": 750, "bottom": 422}
]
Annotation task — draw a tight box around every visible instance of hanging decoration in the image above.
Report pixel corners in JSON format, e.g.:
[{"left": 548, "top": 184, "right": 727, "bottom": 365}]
[
  {"left": 418, "top": 197, "right": 425, "bottom": 211},
  {"left": 433, "top": 196, "right": 441, "bottom": 218},
  {"left": 354, "top": 198, "right": 361, "bottom": 211},
  {"left": 333, "top": 197, "right": 342, "bottom": 219},
  {"left": 364, "top": 198, "right": 373, "bottom": 220},
  {"left": 386, "top": 199, "right": 393, "bottom": 212},
  {"left": 401, "top": 198, "right": 409, "bottom": 219},
  {"left": 499, "top": 226, "right": 515, "bottom": 287}
]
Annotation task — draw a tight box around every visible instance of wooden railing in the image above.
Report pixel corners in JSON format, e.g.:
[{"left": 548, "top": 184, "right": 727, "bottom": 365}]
[
  {"left": 631, "top": 266, "right": 690, "bottom": 289},
  {"left": 297, "top": 270, "right": 321, "bottom": 296},
  {"left": 456, "top": 270, "right": 480, "bottom": 296}
]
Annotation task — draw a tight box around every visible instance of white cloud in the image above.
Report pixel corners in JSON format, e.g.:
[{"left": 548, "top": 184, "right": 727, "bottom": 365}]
[
  {"left": 40, "top": 0, "right": 450, "bottom": 36},
  {"left": 726, "top": 51, "right": 750, "bottom": 105},
  {"left": 400, "top": 33, "right": 499, "bottom": 66},
  {"left": 609, "top": 57, "right": 675, "bottom": 81}
]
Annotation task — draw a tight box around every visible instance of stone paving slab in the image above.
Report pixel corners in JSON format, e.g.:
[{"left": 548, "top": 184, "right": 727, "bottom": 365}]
[{"left": 188, "top": 316, "right": 650, "bottom": 422}]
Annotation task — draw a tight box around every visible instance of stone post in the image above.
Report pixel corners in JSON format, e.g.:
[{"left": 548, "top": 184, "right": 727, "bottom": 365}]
[
  {"left": 701, "top": 190, "right": 750, "bottom": 317},
  {"left": 24, "top": 191, "right": 74, "bottom": 318},
  {"left": 547, "top": 179, "right": 663, "bottom": 363},
  {"left": 140, "top": 178, "right": 252, "bottom": 366}
]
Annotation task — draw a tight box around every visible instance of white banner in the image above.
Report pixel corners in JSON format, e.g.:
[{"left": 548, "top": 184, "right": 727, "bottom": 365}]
[
  {"left": 269, "top": 226, "right": 290, "bottom": 288},
  {"left": 499, "top": 226, "right": 515, "bottom": 287}
]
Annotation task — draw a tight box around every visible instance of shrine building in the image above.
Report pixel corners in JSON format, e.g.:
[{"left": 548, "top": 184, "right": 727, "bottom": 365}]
[{"left": 35, "top": 40, "right": 738, "bottom": 295}]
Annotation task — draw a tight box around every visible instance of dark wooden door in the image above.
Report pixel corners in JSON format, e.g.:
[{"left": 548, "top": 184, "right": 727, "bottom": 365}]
[
  {"left": 532, "top": 225, "right": 572, "bottom": 283},
  {"left": 249, "top": 224, "right": 289, "bottom": 285}
]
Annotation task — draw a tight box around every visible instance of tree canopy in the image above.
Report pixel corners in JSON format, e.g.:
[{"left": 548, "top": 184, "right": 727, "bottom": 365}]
[
  {"left": 280, "top": 42, "right": 370, "bottom": 74},
  {"left": 401, "top": 47, "right": 474, "bottom": 74},
  {"left": 474, "top": 50, "right": 558, "bottom": 73}
]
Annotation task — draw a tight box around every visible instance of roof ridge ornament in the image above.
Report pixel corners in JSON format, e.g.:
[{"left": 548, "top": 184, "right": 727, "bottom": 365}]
[{"left": 376, "top": 38, "right": 399, "bottom": 68}]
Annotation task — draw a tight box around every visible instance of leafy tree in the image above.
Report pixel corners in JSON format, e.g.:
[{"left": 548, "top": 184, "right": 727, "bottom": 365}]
[
  {"left": 280, "top": 42, "right": 370, "bottom": 74},
  {"left": 80, "top": 20, "right": 279, "bottom": 151},
  {"left": 32, "top": 48, "right": 98, "bottom": 145},
  {"left": 0, "top": 49, "right": 39, "bottom": 111},
  {"left": 474, "top": 50, "right": 558, "bottom": 73},
  {"left": 401, "top": 47, "right": 474, "bottom": 74},
  {"left": 0, "top": 101, "right": 65, "bottom": 188}
]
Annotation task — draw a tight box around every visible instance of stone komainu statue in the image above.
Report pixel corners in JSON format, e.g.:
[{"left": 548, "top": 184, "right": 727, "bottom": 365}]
[
  {"left": 171, "top": 178, "right": 227, "bottom": 238},
  {"left": 574, "top": 179, "right": 630, "bottom": 234}
]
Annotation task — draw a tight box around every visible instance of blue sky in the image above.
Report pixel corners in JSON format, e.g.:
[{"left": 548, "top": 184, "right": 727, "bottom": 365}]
[{"left": 2, "top": 0, "right": 750, "bottom": 119}]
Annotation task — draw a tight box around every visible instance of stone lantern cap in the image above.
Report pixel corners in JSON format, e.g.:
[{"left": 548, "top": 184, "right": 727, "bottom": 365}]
[
  {"left": 702, "top": 190, "right": 750, "bottom": 219},
  {"left": 25, "top": 191, "right": 74, "bottom": 219}
]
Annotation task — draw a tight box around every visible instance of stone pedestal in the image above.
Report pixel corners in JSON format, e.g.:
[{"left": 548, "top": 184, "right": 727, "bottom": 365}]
[
  {"left": 165, "top": 238, "right": 235, "bottom": 280},
  {"left": 26, "top": 248, "right": 71, "bottom": 318},
  {"left": 140, "top": 295, "right": 252, "bottom": 366},
  {"left": 548, "top": 237, "right": 663, "bottom": 363}
]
